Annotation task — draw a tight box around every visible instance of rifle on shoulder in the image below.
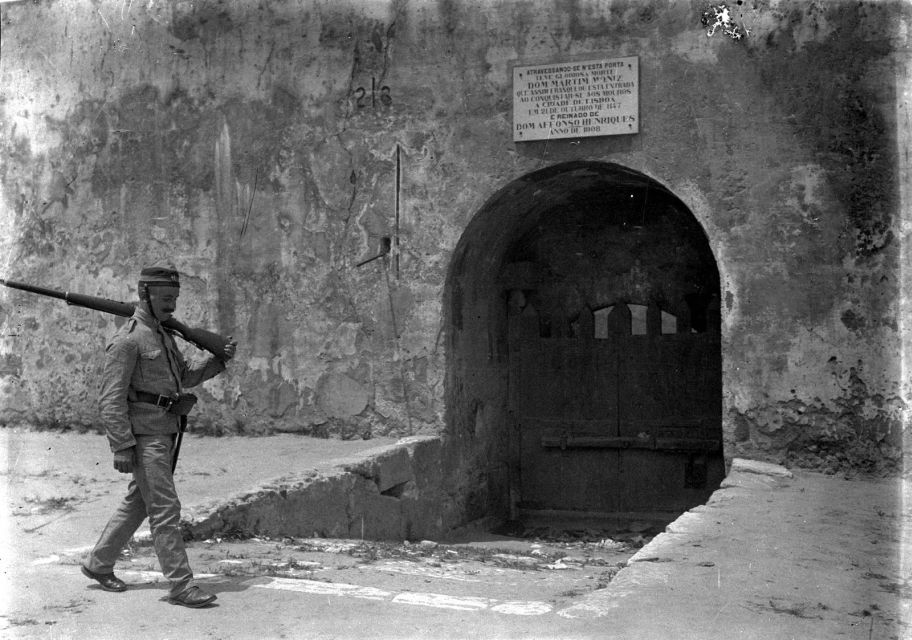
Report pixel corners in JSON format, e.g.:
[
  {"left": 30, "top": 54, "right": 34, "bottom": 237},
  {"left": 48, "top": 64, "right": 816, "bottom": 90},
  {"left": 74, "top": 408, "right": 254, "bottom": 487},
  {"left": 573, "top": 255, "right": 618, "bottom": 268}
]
[{"left": 0, "top": 278, "right": 232, "bottom": 361}]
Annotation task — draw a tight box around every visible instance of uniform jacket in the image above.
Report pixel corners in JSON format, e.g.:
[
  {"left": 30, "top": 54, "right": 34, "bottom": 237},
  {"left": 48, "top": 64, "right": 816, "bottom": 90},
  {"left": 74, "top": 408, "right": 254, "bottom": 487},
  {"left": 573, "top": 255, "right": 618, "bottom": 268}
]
[{"left": 98, "top": 306, "right": 225, "bottom": 452}]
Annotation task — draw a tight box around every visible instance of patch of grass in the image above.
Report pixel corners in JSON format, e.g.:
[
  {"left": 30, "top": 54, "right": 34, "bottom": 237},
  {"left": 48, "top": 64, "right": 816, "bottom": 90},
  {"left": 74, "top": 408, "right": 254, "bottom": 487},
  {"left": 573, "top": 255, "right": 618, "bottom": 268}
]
[
  {"left": 17, "top": 495, "right": 80, "bottom": 515},
  {"left": 8, "top": 617, "right": 41, "bottom": 626},
  {"left": 214, "top": 557, "right": 319, "bottom": 579},
  {"left": 43, "top": 599, "right": 89, "bottom": 614}
]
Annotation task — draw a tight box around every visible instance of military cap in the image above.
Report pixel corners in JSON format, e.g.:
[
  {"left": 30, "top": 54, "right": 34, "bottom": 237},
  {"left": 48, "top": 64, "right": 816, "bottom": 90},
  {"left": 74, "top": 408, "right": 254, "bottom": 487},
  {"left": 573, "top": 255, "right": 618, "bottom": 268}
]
[{"left": 138, "top": 262, "right": 180, "bottom": 288}]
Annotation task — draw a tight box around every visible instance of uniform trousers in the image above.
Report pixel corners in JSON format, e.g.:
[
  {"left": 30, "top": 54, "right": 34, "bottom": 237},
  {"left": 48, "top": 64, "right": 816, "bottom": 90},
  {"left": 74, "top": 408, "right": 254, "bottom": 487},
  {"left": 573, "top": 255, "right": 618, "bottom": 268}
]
[{"left": 84, "top": 434, "right": 194, "bottom": 597}]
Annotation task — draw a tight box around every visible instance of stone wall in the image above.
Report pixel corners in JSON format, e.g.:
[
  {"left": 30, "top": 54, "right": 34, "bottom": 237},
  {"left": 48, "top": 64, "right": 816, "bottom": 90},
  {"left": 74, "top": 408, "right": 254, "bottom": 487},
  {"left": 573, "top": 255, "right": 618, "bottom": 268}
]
[{"left": 0, "top": 0, "right": 908, "bottom": 513}]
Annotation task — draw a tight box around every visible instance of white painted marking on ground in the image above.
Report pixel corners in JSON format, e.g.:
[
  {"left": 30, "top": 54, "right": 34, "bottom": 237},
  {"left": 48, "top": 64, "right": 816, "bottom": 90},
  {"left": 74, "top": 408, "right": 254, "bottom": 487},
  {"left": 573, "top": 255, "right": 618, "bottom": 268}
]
[
  {"left": 119, "top": 569, "right": 219, "bottom": 582},
  {"left": 46, "top": 552, "right": 553, "bottom": 616},
  {"left": 254, "top": 577, "right": 391, "bottom": 600},
  {"left": 491, "top": 601, "right": 554, "bottom": 616},
  {"left": 367, "top": 561, "right": 483, "bottom": 582},
  {"left": 556, "top": 602, "right": 611, "bottom": 619},
  {"left": 255, "top": 576, "right": 553, "bottom": 615},
  {"left": 32, "top": 544, "right": 94, "bottom": 565},
  {"left": 62, "top": 544, "right": 95, "bottom": 555},
  {"left": 392, "top": 592, "right": 492, "bottom": 611}
]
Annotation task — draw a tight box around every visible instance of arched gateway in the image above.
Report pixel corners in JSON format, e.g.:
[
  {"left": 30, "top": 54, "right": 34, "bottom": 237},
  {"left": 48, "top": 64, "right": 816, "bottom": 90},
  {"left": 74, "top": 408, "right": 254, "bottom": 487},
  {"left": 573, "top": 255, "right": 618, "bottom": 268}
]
[{"left": 445, "top": 162, "right": 723, "bottom": 528}]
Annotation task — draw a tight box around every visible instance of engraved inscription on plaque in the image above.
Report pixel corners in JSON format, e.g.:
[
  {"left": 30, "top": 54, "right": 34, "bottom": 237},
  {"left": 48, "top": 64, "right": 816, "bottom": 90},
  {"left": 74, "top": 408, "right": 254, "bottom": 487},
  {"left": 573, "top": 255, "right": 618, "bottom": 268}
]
[{"left": 513, "top": 56, "right": 639, "bottom": 141}]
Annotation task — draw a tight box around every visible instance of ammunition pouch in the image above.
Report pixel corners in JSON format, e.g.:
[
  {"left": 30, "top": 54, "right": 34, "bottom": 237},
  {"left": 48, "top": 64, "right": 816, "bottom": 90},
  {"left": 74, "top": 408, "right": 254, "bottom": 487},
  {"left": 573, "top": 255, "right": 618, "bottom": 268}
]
[{"left": 168, "top": 393, "right": 198, "bottom": 417}]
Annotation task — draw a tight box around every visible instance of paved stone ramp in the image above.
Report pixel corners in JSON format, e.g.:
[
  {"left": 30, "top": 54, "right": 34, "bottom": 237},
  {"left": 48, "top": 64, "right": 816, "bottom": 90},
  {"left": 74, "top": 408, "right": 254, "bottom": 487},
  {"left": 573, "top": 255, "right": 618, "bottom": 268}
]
[{"left": 558, "top": 459, "right": 910, "bottom": 639}]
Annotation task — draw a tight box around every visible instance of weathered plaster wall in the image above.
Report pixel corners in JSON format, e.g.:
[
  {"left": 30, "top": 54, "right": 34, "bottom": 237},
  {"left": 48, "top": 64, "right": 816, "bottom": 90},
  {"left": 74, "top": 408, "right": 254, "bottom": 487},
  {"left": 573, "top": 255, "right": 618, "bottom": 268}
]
[{"left": 0, "top": 0, "right": 908, "bottom": 512}]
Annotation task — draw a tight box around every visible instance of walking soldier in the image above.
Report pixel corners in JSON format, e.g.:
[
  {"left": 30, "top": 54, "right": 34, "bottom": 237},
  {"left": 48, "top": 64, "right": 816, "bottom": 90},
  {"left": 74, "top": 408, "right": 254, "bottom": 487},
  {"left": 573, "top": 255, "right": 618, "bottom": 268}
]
[{"left": 80, "top": 263, "right": 237, "bottom": 608}]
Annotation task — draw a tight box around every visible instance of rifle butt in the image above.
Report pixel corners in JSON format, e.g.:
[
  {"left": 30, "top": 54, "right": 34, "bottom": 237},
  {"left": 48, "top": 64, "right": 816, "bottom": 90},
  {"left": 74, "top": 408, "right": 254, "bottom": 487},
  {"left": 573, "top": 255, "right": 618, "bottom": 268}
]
[{"left": 163, "top": 318, "right": 231, "bottom": 361}]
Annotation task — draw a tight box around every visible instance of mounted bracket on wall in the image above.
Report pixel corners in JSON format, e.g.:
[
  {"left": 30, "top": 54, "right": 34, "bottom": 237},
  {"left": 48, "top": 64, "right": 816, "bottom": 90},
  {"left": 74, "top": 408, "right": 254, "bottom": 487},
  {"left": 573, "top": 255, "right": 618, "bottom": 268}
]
[
  {"left": 355, "top": 144, "right": 402, "bottom": 272},
  {"left": 355, "top": 236, "right": 391, "bottom": 268},
  {"left": 394, "top": 144, "right": 401, "bottom": 279},
  {"left": 351, "top": 231, "right": 414, "bottom": 435}
]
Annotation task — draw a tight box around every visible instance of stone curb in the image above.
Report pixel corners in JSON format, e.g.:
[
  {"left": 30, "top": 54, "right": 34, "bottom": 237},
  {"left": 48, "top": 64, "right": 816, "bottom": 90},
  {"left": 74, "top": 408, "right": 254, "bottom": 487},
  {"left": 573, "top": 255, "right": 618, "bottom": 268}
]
[
  {"left": 557, "top": 457, "right": 793, "bottom": 619},
  {"left": 181, "top": 436, "right": 446, "bottom": 541}
]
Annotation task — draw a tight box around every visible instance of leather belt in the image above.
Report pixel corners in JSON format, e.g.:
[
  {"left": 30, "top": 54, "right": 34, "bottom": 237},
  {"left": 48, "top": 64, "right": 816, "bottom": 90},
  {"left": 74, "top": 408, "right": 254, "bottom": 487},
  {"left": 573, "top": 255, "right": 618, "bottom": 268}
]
[{"left": 132, "top": 390, "right": 178, "bottom": 410}]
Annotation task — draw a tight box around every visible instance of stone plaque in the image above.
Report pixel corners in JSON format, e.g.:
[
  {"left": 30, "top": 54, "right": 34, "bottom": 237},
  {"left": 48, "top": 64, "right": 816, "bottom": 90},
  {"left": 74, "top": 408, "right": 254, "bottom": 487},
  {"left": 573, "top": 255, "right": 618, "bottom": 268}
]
[{"left": 513, "top": 56, "right": 639, "bottom": 141}]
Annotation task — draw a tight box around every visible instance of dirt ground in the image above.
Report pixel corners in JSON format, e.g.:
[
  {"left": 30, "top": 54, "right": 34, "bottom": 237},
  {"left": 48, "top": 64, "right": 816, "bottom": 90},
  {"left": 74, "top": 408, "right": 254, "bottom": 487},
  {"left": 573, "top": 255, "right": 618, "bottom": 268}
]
[
  {"left": 1, "top": 427, "right": 401, "bottom": 558},
  {"left": 2, "top": 427, "right": 911, "bottom": 640},
  {"left": 1, "top": 428, "right": 661, "bottom": 639}
]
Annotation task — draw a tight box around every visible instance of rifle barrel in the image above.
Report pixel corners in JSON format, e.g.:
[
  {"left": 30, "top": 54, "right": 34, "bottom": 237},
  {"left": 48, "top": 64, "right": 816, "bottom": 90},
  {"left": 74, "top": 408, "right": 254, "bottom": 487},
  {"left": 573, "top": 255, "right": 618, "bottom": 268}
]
[
  {"left": 0, "top": 279, "right": 69, "bottom": 301},
  {"left": 63, "top": 291, "right": 136, "bottom": 317},
  {"left": 1, "top": 277, "right": 230, "bottom": 360},
  {"left": 2, "top": 278, "right": 136, "bottom": 317}
]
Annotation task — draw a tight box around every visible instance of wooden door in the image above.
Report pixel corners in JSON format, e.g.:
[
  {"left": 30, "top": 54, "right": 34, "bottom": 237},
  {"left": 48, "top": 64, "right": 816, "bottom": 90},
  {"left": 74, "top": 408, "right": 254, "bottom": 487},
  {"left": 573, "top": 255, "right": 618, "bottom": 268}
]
[{"left": 509, "top": 299, "right": 723, "bottom": 517}]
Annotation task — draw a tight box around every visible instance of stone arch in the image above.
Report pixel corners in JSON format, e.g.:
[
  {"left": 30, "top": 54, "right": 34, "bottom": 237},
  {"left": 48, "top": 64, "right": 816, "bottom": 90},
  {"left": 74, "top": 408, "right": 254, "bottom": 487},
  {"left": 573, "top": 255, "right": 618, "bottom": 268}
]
[{"left": 444, "top": 161, "right": 723, "bottom": 527}]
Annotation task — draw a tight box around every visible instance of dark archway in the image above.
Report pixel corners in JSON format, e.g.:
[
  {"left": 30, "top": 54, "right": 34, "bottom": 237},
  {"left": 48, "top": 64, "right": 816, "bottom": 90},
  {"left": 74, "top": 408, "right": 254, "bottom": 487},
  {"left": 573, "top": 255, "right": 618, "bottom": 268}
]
[{"left": 444, "top": 161, "right": 722, "bottom": 530}]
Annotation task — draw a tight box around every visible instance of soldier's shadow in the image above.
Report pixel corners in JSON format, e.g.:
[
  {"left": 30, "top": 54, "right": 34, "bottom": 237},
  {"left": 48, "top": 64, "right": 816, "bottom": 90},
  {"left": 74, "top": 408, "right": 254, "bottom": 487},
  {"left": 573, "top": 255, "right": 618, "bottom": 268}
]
[
  {"left": 88, "top": 575, "right": 263, "bottom": 596},
  {"left": 156, "top": 578, "right": 262, "bottom": 607},
  {"left": 199, "top": 576, "right": 267, "bottom": 594}
]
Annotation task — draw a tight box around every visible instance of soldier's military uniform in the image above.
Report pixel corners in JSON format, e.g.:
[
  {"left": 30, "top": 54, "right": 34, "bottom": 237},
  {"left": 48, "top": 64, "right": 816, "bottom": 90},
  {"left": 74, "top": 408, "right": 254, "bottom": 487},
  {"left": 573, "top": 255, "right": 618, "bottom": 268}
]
[{"left": 82, "top": 265, "right": 227, "bottom": 605}]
